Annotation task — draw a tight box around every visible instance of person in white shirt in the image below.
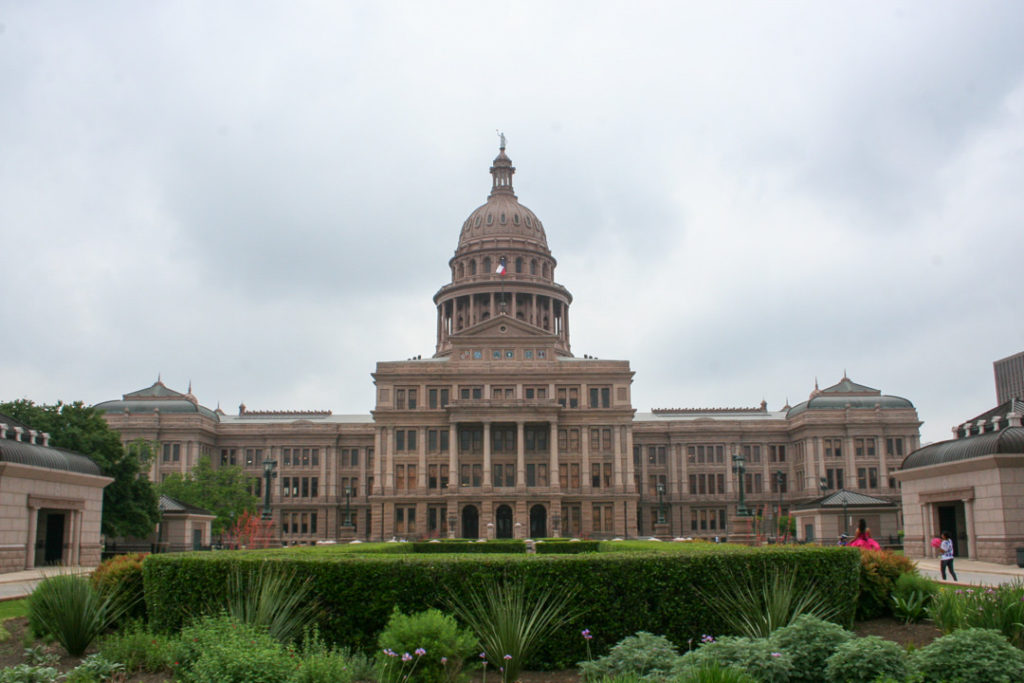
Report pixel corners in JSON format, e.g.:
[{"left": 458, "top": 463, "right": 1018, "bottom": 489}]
[{"left": 940, "top": 531, "right": 958, "bottom": 582}]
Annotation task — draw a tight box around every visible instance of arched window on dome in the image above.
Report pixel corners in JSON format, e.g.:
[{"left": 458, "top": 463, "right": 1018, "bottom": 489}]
[
  {"left": 513, "top": 214, "right": 520, "bottom": 225},
  {"left": 470, "top": 260, "right": 477, "bottom": 276},
  {"left": 542, "top": 262, "right": 550, "bottom": 278},
  {"left": 530, "top": 259, "right": 537, "bottom": 275},
  {"left": 483, "top": 257, "right": 491, "bottom": 274},
  {"left": 458, "top": 263, "right": 465, "bottom": 279},
  {"left": 516, "top": 257, "right": 523, "bottom": 274},
  {"left": 475, "top": 216, "right": 482, "bottom": 227},
  {"left": 487, "top": 214, "right": 493, "bottom": 225}
]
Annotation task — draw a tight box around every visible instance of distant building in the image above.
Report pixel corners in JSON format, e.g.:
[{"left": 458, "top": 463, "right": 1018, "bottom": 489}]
[
  {"left": 897, "top": 399, "right": 1024, "bottom": 564},
  {"left": 995, "top": 351, "right": 1024, "bottom": 404},
  {"left": 0, "top": 413, "right": 111, "bottom": 571},
  {"left": 95, "top": 144, "right": 921, "bottom": 543}
]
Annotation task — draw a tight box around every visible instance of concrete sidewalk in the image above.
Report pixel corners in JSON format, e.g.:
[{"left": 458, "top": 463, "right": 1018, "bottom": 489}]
[
  {"left": 0, "top": 566, "right": 94, "bottom": 601},
  {"left": 913, "top": 556, "right": 1024, "bottom": 586}
]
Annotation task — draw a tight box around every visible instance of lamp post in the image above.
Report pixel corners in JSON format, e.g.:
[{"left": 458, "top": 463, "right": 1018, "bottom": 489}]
[
  {"left": 343, "top": 486, "right": 354, "bottom": 527},
  {"left": 732, "top": 449, "right": 751, "bottom": 516},
  {"left": 656, "top": 481, "right": 666, "bottom": 524},
  {"left": 261, "top": 458, "right": 278, "bottom": 521}
]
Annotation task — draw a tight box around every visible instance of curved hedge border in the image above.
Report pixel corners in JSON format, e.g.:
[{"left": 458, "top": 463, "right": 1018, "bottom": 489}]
[
  {"left": 411, "top": 540, "right": 526, "bottom": 553},
  {"left": 143, "top": 545, "right": 859, "bottom": 669},
  {"left": 535, "top": 540, "right": 600, "bottom": 554}
]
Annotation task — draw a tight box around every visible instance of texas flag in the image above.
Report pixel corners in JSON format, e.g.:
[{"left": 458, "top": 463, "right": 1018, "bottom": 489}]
[{"left": 495, "top": 257, "right": 507, "bottom": 275}]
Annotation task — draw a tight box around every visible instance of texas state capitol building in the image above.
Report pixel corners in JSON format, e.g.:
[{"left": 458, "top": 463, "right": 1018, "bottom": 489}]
[{"left": 97, "top": 143, "right": 922, "bottom": 543}]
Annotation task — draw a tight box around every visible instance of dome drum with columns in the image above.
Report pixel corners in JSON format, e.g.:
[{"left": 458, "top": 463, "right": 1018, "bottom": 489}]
[{"left": 434, "top": 142, "right": 572, "bottom": 357}]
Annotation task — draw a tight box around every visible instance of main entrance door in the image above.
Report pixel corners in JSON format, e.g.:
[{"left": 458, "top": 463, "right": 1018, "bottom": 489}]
[
  {"left": 530, "top": 504, "right": 547, "bottom": 538},
  {"left": 496, "top": 505, "right": 513, "bottom": 539},
  {"left": 462, "top": 505, "right": 479, "bottom": 539}
]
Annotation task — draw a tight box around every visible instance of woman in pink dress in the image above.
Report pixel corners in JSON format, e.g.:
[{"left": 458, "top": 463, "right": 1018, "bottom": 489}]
[{"left": 848, "top": 519, "right": 881, "bottom": 550}]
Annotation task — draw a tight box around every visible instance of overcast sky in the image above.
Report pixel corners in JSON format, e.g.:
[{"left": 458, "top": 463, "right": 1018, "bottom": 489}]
[{"left": 2, "top": 2, "right": 1022, "bottom": 445}]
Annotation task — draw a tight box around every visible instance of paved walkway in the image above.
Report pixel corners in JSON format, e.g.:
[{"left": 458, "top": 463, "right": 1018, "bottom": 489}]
[
  {"left": 914, "top": 556, "right": 1024, "bottom": 586},
  {"left": 0, "top": 566, "right": 94, "bottom": 601}
]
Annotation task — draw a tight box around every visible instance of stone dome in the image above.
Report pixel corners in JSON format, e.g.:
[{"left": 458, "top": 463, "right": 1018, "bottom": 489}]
[{"left": 457, "top": 146, "right": 549, "bottom": 252}]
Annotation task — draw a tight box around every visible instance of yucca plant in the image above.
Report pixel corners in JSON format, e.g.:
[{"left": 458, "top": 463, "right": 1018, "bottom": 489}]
[
  {"left": 700, "top": 563, "right": 840, "bottom": 638},
  {"left": 224, "top": 564, "right": 320, "bottom": 643},
  {"left": 28, "top": 574, "right": 137, "bottom": 657},
  {"left": 447, "top": 579, "right": 581, "bottom": 682}
]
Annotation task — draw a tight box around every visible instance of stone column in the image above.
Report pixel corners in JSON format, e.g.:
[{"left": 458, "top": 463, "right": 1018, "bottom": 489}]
[
  {"left": 373, "top": 429, "right": 384, "bottom": 495},
  {"left": 964, "top": 498, "right": 977, "bottom": 559},
  {"left": 448, "top": 423, "right": 459, "bottom": 491},
  {"left": 624, "top": 428, "right": 635, "bottom": 494},
  {"left": 549, "top": 420, "right": 560, "bottom": 491},
  {"left": 25, "top": 505, "right": 38, "bottom": 569},
  {"left": 483, "top": 422, "right": 492, "bottom": 490},
  {"left": 613, "top": 426, "right": 624, "bottom": 489},
  {"left": 516, "top": 421, "right": 526, "bottom": 492},
  {"left": 581, "top": 426, "right": 592, "bottom": 493},
  {"left": 418, "top": 428, "right": 427, "bottom": 491}
]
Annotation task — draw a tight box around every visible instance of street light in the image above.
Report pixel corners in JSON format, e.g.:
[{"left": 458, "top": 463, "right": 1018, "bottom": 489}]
[
  {"left": 656, "top": 481, "right": 666, "bottom": 524},
  {"left": 732, "top": 449, "right": 751, "bottom": 516},
  {"left": 261, "top": 458, "right": 278, "bottom": 521},
  {"left": 343, "top": 486, "right": 354, "bottom": 526}
]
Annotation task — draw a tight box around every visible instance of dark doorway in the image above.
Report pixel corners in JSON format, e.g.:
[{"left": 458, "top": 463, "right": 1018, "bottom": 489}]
[
  {"left": 192, "top": 529, "right": 202, "bottom": 550},
  {"left": 462, "top": 505, "right": 479, "bottom": 539},
  {"left": 529, "top": 504, "right": 547, "bottom": 538},
  {"left": 937, "top": 504, "right": 966, "bottom": 557},
  {"left": 496, "top": 505, "right": 513, "bottom": 539},
  {"left": 43, "top": 512, "right": 66, "bottom": 565}
]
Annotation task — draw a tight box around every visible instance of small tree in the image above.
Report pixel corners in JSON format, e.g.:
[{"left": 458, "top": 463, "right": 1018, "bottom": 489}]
[{"left": 158, "top": 456, "right": 258, "bottom": 539}]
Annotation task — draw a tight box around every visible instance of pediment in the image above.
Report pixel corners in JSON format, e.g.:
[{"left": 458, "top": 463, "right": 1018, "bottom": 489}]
[{"left": 450, "top": 315, "right": 555, "bottom": 343}]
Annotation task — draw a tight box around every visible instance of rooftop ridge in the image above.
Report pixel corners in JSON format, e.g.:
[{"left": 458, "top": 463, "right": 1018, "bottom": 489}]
[
  {"left": 238, "top": 407, "right": 333, "bottom": 417},
  {"left": 652, "top": 405, "right": 767, "bottom": 415}
]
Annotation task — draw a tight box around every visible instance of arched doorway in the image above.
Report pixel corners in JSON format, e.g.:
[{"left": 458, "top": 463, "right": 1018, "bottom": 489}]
[
  {"left": 529, "top": 504, "right": 547, "bottom": 538},
  {"left": 462, "top": 505, "right": 479, "bottom": 539},
  {"left": 496, "top": 505, "right": 513, "bottom": 539}
]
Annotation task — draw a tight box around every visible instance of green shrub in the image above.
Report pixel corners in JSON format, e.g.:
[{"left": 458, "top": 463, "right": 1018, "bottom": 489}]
[
  {"left": 0, "top": 665, "right": 60, "bottom": 683},
  {"left": 447, "top": 578, "right": 581, "bottom": 681},
  {"left": 677, "top": 636, "right": 792, "bottom": 683},
  {"left": 224, "top": 564, "right": 320, "bottom": 643},
  {"left": 412, "top": 541, "right": 525, "bottom": 554},
  {"left": 90, "top": 552, "right": 147, "bottom": 622},
  {"left": 143, "top": 545, "right": 859, "bottom": 669},
  {"left": 823, "top": 635, "right": 910, "bottom": 683},
  {"left": 536, "top": 541, "right": 601, "bottom": 554},
  {"left": 293, "top": 629, "right": 374, "bottom": 683},
  {"left": 676, "top": 662, "right": 757, "bottom": 683},
  {"left": 27, "top": 574, "right": 137, "bottom": 656},
  {"left": 377, "top": 608, "right": 478, "bottom": 683},
  {"left": 927, "top": 582, "right": 1024, "bottom": 647},
  {"left": 701, "top": 565, "right": 843, "bottom": 638},
  {"left": 577, "top": 631, "right": 680, "bottom": 681},
  {"left": 913, "top": 628, "right": 1024, "bottom": 683},
  {"left": 172, "top": 614, "right": 293, "bottom": 683},
  {"left": 65, "top": 654, "right": 126, "bottom": 682},
  {"left": 98, "top": 620, "right": 178, "bottom": 673},
  {"left": 856, "top": 550, "right": 918, "bottom": 620},
  {"left": 766, "top": 615, "right": 852, "bottom": 683}
]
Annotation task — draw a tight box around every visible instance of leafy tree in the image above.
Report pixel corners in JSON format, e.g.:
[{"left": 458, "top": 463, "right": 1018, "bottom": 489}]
[
  {"left": 158, "top": 456, "right": 258, "bottom": 537},
  {"left": 0, "top": 399, "right": 160, "bottom": 538}
]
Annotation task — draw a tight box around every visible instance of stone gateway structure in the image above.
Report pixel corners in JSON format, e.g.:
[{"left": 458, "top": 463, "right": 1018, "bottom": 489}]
[
  {"left": 96, "top": 144, "right": 921, "bottom": 544},
  {"left": 0, "top": 414, "right": 111, "bottom": 571}
]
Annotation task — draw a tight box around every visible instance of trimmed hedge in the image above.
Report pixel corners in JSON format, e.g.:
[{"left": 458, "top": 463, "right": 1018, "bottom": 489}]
[
  {"left": 535, "top": 540, "right": 600, "bottom": 554},
  {"left": 412, "top": 540, "right": 526, "bottom": 553},
  {"left": 143, "top": 545, "right": 859, "bottom": 670}
]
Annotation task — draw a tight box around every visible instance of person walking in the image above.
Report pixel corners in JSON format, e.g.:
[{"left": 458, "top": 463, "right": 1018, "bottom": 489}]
[{"left": 940, "top": 531, "right": 958, "bottom": 582}]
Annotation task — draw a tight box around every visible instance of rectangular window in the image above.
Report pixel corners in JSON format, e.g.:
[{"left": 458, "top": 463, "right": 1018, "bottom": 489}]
[
  {"left": 311, "top": 477, "right": 318, "bottom": 498},
  {"left": 396, "top": 431, "right": 405, "bottom": 452},
  {"left": 301, "top": 477, "right": 309, "bottom": 498},
  {"left": 886, "top": 438, "right": 904, "bottom": 457},
  {"left": 395, "top": 389, "right": 406, "bottom": 409},
  {"left": 428, "top": 430, "right": 438, "bottom": 452},
  {"left": 857, "top": 467, "right": 867, "bottom": 488},
  {"left": 868, "top": 467, "right": 878, "bottom": 488},
  {"left": 408, "top": 389, "right": 417, "bottom": 409},
  {"left": 429, "top": 388, "right": 438, "bottom": 409},
  {"left": 395, "top": 464, "right": 405, "bottom": 490},
  {"left": 282, "top": 476, "right": 290, "bottom": 497}
]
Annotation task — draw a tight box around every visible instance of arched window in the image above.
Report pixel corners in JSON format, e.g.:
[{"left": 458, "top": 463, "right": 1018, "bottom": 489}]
[
  {"left": 542, "top": 263, "right": 550, "bottom": 278},
  {"left": 457, "top": 263, "right": 465, "bottom": 279},
  {"left": 470, "top": 260, "right": 477, "bottom": 275},
  {"left": 530, "top": 259, "right": 538, "bottom": 275},
  {"left": 516, "top": 257, "right": 523, "bottom": 274},
  {"left": 483, "top": 257, "right": 491, "bottom": 274}
]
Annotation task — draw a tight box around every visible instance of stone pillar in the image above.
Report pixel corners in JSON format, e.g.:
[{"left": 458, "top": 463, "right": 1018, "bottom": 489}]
[
  {"left": 483, "top": 422, "right": 492, "bottom": 490},
  {"left": 373, "top": 429, "right": 384, "bottom": 495},
  {"left": 613, "top": 425, "right": 624, "bottom": 490},
  {"left": 964, "top": 497, "right": 976, "bottom": 559},
  {"left": 25, "top": 505, "right": 38, "bottom": 569},
  {"left": 624, "top": 427, "right": 635, "bottom": 494},
  {"left": 448, "top": 423, "right": 459, "bottom": 492},
  {"left": 581, "top": 426, "right": 592, "bottom": 494},
  {"left": 418, "top": 428, "right": 427, "bottom": 491},
  {"left": 516, "top": 421, "right": 526, "bottom": 492},
  {"left": 549, "top": 420, "right": 560, "bottom": 491}
]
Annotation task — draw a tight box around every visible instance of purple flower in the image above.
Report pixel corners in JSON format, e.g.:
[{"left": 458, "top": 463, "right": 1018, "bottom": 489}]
[
  {"left": 441, "top": 657, "right": 448, "bottom": 664},
  {"left": 415, "top": 648, "right": 427, "bottom": 656},
  {"left": 771, "top": 652, "right": 781, "bottom": 657},
  {"left": 701, "top": 634, "right": 715, "bottom": 644},
  {"left": 402, "top": 653, "right": 413, "bottom": 662},
  {"left": 582, "top": 629, "right": 593, "bottom": 640},
  {"left": 504, "top": 654, "right": 513, "bottom": 660},
  {"left": 480, "top": 653, "right": 487, "bottom": 659}
]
